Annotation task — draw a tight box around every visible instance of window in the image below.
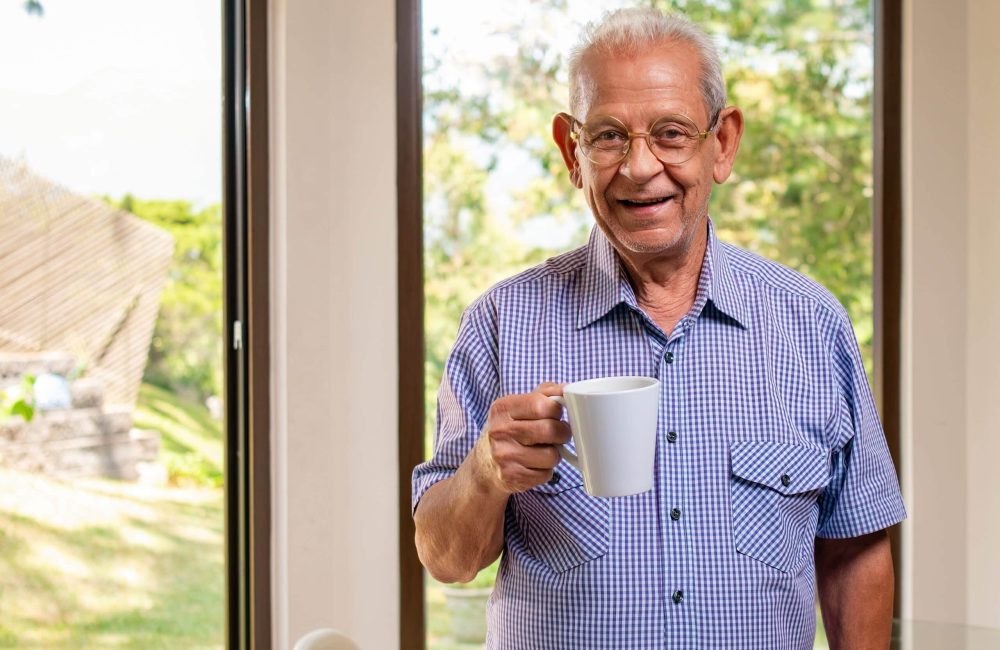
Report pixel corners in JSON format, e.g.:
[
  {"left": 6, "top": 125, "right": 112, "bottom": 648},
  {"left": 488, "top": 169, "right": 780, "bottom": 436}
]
[{"left": 399, "top": 1, "right": 902, "bottom": 648}]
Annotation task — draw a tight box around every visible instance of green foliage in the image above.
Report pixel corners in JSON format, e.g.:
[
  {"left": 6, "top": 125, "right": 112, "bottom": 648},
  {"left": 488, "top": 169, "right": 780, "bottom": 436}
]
[
  {"left": 423, "top": 0, "right": 876, "bottom": 455},
  {"left": 105, "top": 195, "right": 224, "bottom": 401},
  {"left": 0, "top": 375, "right": 35, "bottom": 424},
  {"left": 656, "top": 0, "right": 876, "bottom": 374},
  {"left": 134, "top": 382, "right": 224, "bottom": 488}
]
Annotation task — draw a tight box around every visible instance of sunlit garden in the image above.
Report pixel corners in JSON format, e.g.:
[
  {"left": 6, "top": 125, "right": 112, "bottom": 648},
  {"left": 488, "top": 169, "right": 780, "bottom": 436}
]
[{"left": 0, "top": 192, "right": 226, "bottom": 648}]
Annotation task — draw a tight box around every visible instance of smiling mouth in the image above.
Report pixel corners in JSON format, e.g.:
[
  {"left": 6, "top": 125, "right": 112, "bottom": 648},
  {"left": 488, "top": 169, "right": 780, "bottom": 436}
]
[{"left": 618, "top": 195, "right": 675, "bottom": 207}]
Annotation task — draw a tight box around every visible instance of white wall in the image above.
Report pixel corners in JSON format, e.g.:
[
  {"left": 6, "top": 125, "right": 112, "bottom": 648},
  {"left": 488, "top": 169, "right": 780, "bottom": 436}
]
[
  {"left": 269, "top": 0, "right": 399, "bottom": 648},
  {"left": 902, "top": 0, "right": 1000, "bottom": 628},
  {"left": 964, "top": 0, "right": 1000, "bottom": 629}
]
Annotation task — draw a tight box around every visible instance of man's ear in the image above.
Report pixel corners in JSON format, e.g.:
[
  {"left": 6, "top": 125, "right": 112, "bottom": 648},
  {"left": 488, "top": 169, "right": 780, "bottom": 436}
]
[
  {"left": 712, "top": 106, "right": 744, "bottom": 184},
  {"left": 552, "top": 113, "right": 583, "bottom": 189}
]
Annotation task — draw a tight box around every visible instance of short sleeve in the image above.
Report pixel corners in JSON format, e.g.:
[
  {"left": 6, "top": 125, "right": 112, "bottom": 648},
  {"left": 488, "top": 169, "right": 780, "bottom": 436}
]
[
  {"left": 411, "top": 301, "right": 501, "bottom": 515},
  {"left": 816, "top": 308, "right": 907, "bottom": 538}
]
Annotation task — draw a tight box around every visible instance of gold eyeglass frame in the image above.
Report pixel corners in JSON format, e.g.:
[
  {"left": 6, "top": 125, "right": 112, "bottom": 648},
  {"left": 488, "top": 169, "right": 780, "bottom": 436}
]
[{"left": 560, "top": 112, "right": 718, "bottom": 167}]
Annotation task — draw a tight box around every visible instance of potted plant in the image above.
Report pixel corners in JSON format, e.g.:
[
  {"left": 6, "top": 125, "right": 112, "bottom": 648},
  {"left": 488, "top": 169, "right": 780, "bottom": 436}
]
[{"left": 440, "top": 559, "right": 498, "bottom": 644}]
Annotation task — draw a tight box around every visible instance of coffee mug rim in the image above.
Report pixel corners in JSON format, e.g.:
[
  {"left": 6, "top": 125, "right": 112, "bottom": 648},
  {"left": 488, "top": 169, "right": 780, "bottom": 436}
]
[{"left": 563, "top": 375, "right": 659, "bottom": 396}]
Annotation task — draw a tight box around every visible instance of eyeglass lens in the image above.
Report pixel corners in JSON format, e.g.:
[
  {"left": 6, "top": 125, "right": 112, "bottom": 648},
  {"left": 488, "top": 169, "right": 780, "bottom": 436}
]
[{"left": 578, "top": 115, "right": 706, "bottom": 165}]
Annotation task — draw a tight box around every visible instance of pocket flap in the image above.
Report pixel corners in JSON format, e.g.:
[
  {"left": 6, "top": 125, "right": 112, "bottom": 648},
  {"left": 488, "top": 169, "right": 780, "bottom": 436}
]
[
  {"left": 730, "top": 440, "right": 829, "bottom": 495},
  {"left": 529, "top": 459, "right": 584, "bottom": 495}
]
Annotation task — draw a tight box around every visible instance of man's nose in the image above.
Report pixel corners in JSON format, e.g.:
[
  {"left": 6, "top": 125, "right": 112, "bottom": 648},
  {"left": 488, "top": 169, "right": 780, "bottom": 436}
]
[{"left": 619, "top": 135, "right": 662, "bottom": 182}]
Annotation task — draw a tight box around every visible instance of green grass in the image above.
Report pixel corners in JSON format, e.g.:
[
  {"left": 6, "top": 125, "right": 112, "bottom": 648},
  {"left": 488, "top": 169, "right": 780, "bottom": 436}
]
[
  {"left": 134, "top": 382, "right": 223, "bottom": 487},
  {"left": 0, "top": 470, "right": 224, "bottom": 648},
  {"left": 0, "top": 383, "right": 225, "bottom": 648}
]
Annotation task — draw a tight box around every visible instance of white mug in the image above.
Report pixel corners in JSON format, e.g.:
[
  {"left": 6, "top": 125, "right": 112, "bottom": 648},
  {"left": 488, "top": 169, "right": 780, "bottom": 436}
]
[{"left": 550, "top": 376, "right": 660, "bottom": 497}]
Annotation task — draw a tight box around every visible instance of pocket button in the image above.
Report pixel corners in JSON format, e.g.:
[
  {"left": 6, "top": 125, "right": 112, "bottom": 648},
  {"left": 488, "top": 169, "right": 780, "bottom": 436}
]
[{"left": 781, "top": 473, "right": 791, "bottom": 487}]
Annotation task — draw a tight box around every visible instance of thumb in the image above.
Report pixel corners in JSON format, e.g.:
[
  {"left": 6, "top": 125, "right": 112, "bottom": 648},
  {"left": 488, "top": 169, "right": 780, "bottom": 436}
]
[{"left": 535, "top": 381, "right": 565, "bottom": 397}]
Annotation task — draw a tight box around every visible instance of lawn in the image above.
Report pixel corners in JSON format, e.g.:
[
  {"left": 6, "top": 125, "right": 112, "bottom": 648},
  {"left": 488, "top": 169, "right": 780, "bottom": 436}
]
[{"left": 0, "top": 383, "right": 224, "bottom": 648}]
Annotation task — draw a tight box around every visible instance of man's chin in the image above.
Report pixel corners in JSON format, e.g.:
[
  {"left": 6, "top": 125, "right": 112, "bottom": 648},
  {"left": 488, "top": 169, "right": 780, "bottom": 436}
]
[{"left": 611, "top": 227, "right": 683, "bottom": 256}]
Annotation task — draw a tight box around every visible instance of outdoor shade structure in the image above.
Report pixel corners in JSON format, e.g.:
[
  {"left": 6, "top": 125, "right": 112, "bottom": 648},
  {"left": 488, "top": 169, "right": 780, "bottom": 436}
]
[{"left": 0, "top": 157, "right": 173, "bottom": 478}]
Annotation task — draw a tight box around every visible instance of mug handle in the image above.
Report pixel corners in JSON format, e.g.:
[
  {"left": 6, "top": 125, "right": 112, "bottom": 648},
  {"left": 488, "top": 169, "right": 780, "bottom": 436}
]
[{"left": 549, "top": 395, "right": 579, "bottom": 469}]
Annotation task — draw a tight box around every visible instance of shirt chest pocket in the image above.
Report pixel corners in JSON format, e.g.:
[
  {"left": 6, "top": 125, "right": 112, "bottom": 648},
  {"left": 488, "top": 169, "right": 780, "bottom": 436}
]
[
  {"left": 730, "top": 440, "right": 830, "bottom": 573},
  {"left": 514, "top": 465, "right": 610, "bottom": 575}
]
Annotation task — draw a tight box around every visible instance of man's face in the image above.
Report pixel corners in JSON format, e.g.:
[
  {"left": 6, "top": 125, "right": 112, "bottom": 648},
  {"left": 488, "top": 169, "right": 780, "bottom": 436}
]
[{"left": 557, "top": 42, "right": 739, "bottom": 262}]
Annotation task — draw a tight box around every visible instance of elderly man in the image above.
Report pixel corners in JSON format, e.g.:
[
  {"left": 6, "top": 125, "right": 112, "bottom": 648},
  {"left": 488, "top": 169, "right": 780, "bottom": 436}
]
[{"left": 413, "top": 7, "right": 905, "bottom": 649}]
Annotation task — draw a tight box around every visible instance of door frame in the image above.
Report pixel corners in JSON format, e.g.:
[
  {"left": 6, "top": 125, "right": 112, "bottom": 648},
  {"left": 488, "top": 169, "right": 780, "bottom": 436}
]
[
  {"left": 224, "top": 0, "right": 271, "bottom": 647},
  {"left": 394, "top": 1, "right": 905, "bottom": 647}
]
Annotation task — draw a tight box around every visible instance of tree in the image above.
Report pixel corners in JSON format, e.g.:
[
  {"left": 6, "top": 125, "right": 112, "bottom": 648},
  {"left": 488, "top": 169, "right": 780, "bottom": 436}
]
[
  {"left": 422, "top": 0, "right": 875, "bottom": 454},
  {"left": 105, "top": 196, "right": 224, "bottom": 401}
]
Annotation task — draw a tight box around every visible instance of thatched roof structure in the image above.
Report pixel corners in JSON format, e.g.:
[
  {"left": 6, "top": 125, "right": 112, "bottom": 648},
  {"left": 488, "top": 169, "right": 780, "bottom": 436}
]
[{"left": 0, "top": 157, "right": 173, "bottom": 408}]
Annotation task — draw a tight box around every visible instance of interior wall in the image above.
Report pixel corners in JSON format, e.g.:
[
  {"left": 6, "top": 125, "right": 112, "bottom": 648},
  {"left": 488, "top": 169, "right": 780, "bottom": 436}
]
[
  {"left": 901, "top": 0, "right": 969, "bottom": 624},
  {"left": 903, "top": 0, "right": 1000, "bottom": 627},
  {"left": 269, "top": 0, "right": 399, "bottom": 648},
  {"left": 965, "top": 0, "right": 1000, "bottom": 629}
]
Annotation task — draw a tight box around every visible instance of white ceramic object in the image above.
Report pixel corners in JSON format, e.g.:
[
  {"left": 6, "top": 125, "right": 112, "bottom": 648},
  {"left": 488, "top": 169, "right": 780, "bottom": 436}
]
[{"left": 551, "top": 376, "right": 660, "bottom": 497}]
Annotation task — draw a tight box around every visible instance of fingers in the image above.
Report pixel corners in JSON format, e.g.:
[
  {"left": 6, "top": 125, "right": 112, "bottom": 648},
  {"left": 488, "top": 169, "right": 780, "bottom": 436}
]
[
  {"left": 509, "top": 443, "right": 561, "bottom": 471},
  {"left": 486, "top": 440, "right": 561, "bottom": 493},
  {"left": 491, "top": 413, "right": 569, "bottom": 447},
  {"left": 499, "top": 385, "right": 566, "bottom": 422},
  {"left": 535, "top": 381, "right": 565, "bottom": 397},
  {"left": 479, "top": 383, "right": 573, "bottom": 493}
]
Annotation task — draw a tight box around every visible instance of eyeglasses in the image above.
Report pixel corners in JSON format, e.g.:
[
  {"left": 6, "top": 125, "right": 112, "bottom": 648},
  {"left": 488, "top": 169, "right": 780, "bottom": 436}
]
[{"left": 561, "top": 112, "right": 716, "bottom": 167}]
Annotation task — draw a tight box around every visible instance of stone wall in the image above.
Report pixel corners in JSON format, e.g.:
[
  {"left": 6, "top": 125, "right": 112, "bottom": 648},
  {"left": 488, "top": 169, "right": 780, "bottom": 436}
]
[{"left": 0, "top": 352, "right": 158, "bottom": 480}]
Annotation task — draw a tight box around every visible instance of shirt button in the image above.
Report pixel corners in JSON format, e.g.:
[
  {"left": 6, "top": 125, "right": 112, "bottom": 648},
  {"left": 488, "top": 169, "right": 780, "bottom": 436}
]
[
  {"left": 672, "top": 590, "right": 684, "bottom": 604},
  {"left": 664, "top": 351, "right": 675, "bottom": 364},
  {"left": 781, "top": 473, "right": 791, "bottom": 487},
  {"left": 670, "top": 508, "right": 682, "bottom": 521},
  {"left": 666, "top": 431, "right": 678, "bottom": 443},
  {"left": 548, "top": 472, "right": 561, "bottom": 486}
]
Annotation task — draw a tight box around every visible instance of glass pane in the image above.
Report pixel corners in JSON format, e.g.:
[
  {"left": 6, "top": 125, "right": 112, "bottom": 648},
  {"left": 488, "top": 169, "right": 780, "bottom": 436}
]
[
  {"left": 0, "top": 1, "right": 224, "bottom": 647},
  {"left": 421, "top": 1, "right": 873, "bottom": 647}
]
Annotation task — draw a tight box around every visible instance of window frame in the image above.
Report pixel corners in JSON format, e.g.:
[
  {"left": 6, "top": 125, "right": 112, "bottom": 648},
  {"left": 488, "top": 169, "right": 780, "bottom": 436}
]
[
  {"left": 224, "top": 0, "right": 271, "bottom": 647},
  {"left": 395, "top": 1, "right": 905, "bottom": 646}
]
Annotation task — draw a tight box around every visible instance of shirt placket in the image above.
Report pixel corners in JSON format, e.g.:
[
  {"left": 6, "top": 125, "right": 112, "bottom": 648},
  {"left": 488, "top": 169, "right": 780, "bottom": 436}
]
[{"left": 647, "top": 316, "right": 699, "bottom": 649}]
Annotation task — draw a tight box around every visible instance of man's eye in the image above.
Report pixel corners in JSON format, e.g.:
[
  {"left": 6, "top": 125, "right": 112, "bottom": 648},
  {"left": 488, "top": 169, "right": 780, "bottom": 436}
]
[
  {"left": 654, "top": 126, "right": 689, "bottom": 141},
  {"left": 590, "top": 129, "right": 627, "bottom": 143}
]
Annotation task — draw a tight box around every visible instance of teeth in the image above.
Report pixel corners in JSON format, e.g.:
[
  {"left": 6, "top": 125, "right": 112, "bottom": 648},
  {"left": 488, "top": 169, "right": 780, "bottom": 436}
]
[{"left": 625, "top": 197, "right": 667, "bottom": 204}]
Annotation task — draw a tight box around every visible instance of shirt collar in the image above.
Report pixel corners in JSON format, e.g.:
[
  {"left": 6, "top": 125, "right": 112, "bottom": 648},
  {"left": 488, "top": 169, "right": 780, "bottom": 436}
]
[{"left": 575, "top": 218, "right": 748, "bottom": 330}]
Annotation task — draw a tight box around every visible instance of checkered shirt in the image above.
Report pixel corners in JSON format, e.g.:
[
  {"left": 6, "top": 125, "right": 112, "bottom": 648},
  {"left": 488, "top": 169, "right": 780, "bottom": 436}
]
[{"left": 413, "top": 219, "right": 907, "bottom": 649}]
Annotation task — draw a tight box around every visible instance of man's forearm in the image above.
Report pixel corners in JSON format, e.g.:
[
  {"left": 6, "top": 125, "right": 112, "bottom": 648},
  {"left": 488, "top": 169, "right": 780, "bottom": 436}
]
[
  {"left": 815, "top": 530, "right": 894, "bottom": 649},
  {"left": 414, "top": 438, "right": 510, "bottom": 583}
]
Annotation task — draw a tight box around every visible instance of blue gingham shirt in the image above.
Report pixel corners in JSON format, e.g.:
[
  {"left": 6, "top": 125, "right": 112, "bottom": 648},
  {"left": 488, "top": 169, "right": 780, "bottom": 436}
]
[{"left": 413, "top": 219, "right": 906, "bottom": 649}]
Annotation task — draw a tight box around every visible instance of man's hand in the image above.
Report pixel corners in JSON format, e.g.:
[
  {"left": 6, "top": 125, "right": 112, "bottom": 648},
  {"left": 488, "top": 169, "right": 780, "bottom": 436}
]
[
  {"left": 414, "top": 382, "right": 570, "bottom": 583},
  {"left": 475, "top": 382, "right": 571, "bottom": 493},
  {"left": 815, "top": 529, "right": 894, "bottom": 650}
]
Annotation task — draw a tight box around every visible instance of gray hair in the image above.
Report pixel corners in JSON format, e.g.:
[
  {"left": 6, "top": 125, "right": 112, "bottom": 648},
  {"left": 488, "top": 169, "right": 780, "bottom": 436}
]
[{"left": 567, "top": 7, "right": 727, "bottom": 126}]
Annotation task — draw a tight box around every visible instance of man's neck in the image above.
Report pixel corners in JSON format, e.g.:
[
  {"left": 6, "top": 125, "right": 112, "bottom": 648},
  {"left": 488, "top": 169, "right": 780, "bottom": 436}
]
[{"left": 619, "top": 226, "right": 708, "bottom": 336}]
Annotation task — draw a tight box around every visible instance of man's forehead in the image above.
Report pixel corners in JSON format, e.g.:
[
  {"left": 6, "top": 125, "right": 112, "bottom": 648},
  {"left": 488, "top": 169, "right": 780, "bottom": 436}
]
[{"left": 575, "top": 41, "right": 706, "bottom": 119}]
